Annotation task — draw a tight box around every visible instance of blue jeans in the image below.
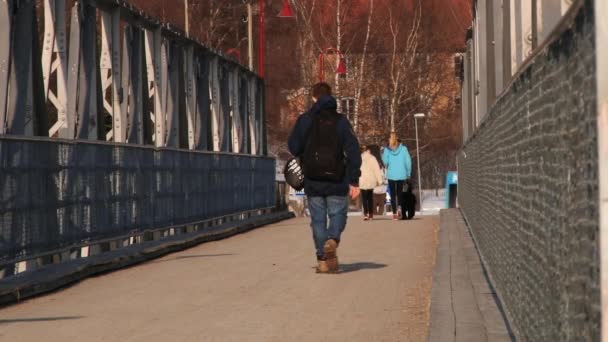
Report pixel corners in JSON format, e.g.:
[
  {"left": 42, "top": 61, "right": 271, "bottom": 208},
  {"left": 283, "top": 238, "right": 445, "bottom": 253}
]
[{"left": 307, "top": 196, "right": 349, "bottom": 258}]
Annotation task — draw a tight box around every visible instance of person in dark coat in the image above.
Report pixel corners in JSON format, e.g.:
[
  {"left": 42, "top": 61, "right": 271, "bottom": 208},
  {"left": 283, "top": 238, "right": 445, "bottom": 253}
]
[{"left": 288, "top": 82, "right": 361, "bottom": 273}]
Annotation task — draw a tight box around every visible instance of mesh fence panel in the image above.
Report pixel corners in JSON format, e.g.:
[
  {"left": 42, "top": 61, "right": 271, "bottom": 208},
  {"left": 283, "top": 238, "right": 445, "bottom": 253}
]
[
  {"left": 0, "top": 137, "right": 275, "bottom": 263},
  {"left": 459, "top": 3, "right": 599, "bottom": 340}
]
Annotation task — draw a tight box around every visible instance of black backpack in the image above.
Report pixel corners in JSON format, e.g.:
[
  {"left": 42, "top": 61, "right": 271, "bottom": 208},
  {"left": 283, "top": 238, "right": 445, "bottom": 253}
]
[{"left": 301, "top": 109, "right": 345, "bottom": 182}]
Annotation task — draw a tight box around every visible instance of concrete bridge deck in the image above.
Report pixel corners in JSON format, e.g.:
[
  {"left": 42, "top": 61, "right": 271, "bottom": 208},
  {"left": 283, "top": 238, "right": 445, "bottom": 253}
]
[{"left": 0, "top": 216, "right": 439, "bottom": 342}]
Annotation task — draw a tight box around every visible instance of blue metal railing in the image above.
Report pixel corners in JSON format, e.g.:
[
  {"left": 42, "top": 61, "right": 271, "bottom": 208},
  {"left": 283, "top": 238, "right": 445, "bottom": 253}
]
[{"left": 0, "top": 136, "right": 275, "bottom": 263}]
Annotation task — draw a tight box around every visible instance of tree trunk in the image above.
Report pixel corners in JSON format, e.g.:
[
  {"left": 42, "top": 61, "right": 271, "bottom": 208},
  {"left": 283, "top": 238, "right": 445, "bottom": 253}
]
[
  {"left": 353, "top": 0, "right": 374, "bottom": 133},
  {"left": 335, "top": 0, "right": 342, "bottom": 98}
]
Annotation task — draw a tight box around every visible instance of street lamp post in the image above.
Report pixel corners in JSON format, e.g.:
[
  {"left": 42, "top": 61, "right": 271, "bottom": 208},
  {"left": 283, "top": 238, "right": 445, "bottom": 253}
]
[
  {"left": 257, "top": 0, "right": 295, "bottom": 78},
  {"left": 414, "top": 113, "right": 425, "bottom": 210},
  {"left": 247, "top": 3, "right": 254, "bottom": 70},
  {"left": 185, "top": 0, "right": 189, "bottom": 37},
  {"left": 187, "top": 1, "right": 294, "bottom": 77}
]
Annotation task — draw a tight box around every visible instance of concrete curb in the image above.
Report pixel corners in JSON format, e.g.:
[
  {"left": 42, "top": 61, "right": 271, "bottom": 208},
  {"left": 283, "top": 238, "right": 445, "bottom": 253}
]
[
  {"left": 428, "top": 209, "right": 513, "bottom": 342},
  {"left": 0, "top": 211, "right": 295, "bottom": 307}
]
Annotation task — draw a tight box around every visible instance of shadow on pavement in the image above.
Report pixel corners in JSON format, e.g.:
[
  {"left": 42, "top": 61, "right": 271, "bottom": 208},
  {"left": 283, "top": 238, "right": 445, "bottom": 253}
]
[
  {"left": 147, "top": 253, "right": 235, "bottom": 264},
  {"left": 174, "top": 254, "right": 234, "bottom": 260},
  {"left": 0, "top": 316, "right": 84, "bottom": 324},
  {"left": 339, "top": 262, "right": 387, "bottom": 273}
]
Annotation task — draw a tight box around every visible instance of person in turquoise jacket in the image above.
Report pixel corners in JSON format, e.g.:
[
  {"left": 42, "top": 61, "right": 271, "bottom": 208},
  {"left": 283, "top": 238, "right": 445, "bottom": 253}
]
[{"left": 382, "top": 133, "right": 412, "bottom": 219}]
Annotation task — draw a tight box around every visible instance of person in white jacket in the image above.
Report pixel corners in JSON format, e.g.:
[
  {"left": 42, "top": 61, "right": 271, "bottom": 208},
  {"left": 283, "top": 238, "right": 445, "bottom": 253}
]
[{"left": 359, "top": 145, "right": 384, "bottom": 220}]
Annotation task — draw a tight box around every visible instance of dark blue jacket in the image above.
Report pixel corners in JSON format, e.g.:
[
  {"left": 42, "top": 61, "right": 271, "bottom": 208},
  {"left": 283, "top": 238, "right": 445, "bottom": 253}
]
[{"left": 288, "top": 96, "right": 361, "bottom": 197}]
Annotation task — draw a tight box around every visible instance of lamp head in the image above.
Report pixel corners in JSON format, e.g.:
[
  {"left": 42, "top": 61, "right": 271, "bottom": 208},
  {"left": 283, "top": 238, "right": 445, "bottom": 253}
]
[{"left": 278, "top": 0, "right": 295, "bottom": 18}]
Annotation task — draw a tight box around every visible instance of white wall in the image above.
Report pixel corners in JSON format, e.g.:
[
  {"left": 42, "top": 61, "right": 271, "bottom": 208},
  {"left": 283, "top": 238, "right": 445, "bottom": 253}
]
[
  {"left": 462, "top": 46, "right": 471, "bottom": 142},
  {"left": 538, "top": 0, "right": 573, "bottom": 43},
  {"left": 494, "top": 0, "right": 505, "bottom": 96},
  {"left": 595, "top": 0, "right": 608, "bottom": 339},
  {"left": 510, "top": 0, "right": 533, "bottom": 75},
  {"left": 476, "top": 0, "right": 488, "bottom": 123},
  {"left": 464, "top": 0, "right": 571, "bottom": 137}
]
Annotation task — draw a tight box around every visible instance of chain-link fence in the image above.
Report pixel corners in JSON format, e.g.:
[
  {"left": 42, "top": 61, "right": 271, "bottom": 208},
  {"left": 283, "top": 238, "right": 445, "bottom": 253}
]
[
  {"left": 0, "top": 136, "right": 275, "bottom": 264},
  {"left": 459, "top": 1, "right": 600, "bottom": 340}
]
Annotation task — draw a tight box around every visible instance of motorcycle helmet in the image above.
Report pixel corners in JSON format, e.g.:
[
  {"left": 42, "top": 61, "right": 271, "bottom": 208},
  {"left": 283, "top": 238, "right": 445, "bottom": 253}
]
[{"left": 284, "top": 157, "right": 304, "bottom": 191}]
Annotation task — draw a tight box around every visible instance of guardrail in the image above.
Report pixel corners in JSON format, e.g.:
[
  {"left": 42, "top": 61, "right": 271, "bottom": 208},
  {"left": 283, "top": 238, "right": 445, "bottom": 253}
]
[
  {"left": 0, "top": 136, "right": 277, "bottom": 275},
  {"left": 0, "top": 0, "right": 279, "bottom": 278}
]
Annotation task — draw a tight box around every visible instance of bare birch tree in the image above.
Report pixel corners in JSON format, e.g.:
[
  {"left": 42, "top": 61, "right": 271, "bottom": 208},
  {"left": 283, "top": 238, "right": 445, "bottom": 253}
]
[
  {"left": 387, "top": 0, "right": 422, "bottom": 132},
  {"left": 352, "top": 0, "right": 374, "bottom": 132}
]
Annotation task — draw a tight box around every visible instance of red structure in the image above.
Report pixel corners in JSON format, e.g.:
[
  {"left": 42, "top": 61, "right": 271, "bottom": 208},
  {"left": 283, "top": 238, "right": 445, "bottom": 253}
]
[
  {"left": 259, "top": 0, "right": 295, "bottom": 78},
  {"left": 318, "top": 48, "right": 347, "bottom": 81}
]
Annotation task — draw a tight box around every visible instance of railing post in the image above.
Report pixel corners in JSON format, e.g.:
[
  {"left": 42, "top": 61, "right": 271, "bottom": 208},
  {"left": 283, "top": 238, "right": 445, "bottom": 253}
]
[
  {"left": 196, "top": 54, "right": 210, "bottom": 151},
  {"left": 123, "top": 26, "right": 144, "bottom": 144},
  {"left": 230, "top": 67, "right": 242, "bottom": 153},
  {"left": 209, "top": 56, "right": 222, "bottom": 151},
  {"left": 220, "top": 64, "right": 231, "bottom": 152},
  {"left": 159, "top": 39, "right": 169, "bottom": 146},
  {"left": 80, "top": 1, "right": 99, "bottom": 140},
  {"left": 0, "top": 0, "right": 10, "bottom": 135},
  {"left": 43, "top": 0, "right": 68, "bottom": 138},
  {"left": 165, "top": 42, "right": 181, "bottom": 148},
  {"left": 63, "top": 0, "right": 76, "bottom": 138},
  {"left": 101, "top": 8, "right": 123, "bottom": 142},
  {"left": 184, "top": 45, "right": 197, "bottom": 150},
  {"left": 0, "top": 0, "right": 43, "bottom": 136},
  {"left": 144, "top": 28, "right": 164, "bottom": 147},
  {"left": 248, "top": 76, "right": 258, "bottom": 155},
  {"left": 240, "top": 74, "right": 249, "bottom": 154}
]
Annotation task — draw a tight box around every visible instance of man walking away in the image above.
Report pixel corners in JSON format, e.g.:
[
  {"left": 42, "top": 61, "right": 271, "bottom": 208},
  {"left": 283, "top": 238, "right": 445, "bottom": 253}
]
[{"left": 288, "top": 82, "right": 361, "bottom": 273}]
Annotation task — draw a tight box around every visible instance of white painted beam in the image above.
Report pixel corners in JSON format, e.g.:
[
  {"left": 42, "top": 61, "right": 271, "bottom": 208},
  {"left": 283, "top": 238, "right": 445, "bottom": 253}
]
[
  {"left": 101, "top": 9, "right": 124, "bottom": 142},
  {"left": 511, "top": 0, "right": 533, "bottom": 75},
  {"left": 209, "top": 56, "right": 221, "bottom": 151},
  {"left": 538, "top": 0, "right": 563, "bottom": 43},
  {"left": 230, "top": 68, "right": 242, "bottom": 153},
  {"left": 494, "top": 0, "right": 505, "bottom": 96},
  {"left": 248, "top": 77, "right": 257, "bottom": 155},
  {"left": 144, "top": 28, "right": 164, "bottom": 147},
  {"left": 42, "top": 0, "right": 68, "bottom": 138},
  {"left": 184, "top": 46, "right": 197, "bottom": 150}
]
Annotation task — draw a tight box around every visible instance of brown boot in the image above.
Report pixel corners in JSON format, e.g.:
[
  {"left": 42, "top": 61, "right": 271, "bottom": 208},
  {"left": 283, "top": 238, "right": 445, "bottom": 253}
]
[
  {"left": 316, "top": 259, "right": 329, "bottom": 273},
  {"left": 323, "top": 239, "right": 339, "bottom": 273}
]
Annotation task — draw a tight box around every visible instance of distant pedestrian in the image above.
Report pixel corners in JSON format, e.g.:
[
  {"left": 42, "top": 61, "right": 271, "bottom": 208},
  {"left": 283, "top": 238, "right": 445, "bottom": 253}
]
[
  {"left": 359, "top": 145, "right": 384, "bottom": 220},
  {"left": 382, "top": 133, "right": 412, "bottom": 220},
  {"left": 369, "top": 145, "right": 388, "bottom": 216},
  {"left": 288, "top": 82, "right": 361, "bottom": 273}
]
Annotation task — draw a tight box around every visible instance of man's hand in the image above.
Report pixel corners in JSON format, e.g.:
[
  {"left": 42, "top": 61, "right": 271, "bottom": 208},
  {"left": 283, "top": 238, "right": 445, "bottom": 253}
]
[{"left": 349, "top": 185, "right": 360, "bottom": 200}]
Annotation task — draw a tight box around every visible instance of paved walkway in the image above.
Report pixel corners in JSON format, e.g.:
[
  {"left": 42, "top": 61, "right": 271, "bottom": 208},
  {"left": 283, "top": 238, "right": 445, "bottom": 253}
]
[{"left": 0, "top": 216, "right": 439, "bottom": 342}]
